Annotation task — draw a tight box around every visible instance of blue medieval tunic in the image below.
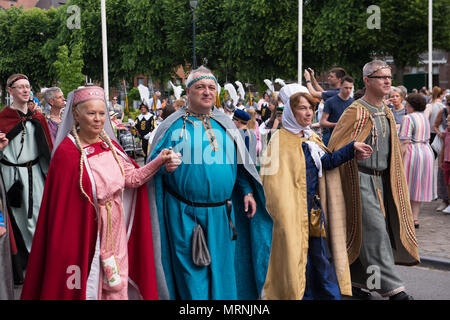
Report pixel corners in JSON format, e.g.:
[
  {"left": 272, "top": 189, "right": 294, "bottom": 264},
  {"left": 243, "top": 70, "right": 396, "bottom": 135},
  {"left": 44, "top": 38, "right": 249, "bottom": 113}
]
[
  {"left": 148, "top": 108, "right": 273, "bottom": 300},
  {"left": 303, "top": 141, "right": 354, "bottom": 299}
]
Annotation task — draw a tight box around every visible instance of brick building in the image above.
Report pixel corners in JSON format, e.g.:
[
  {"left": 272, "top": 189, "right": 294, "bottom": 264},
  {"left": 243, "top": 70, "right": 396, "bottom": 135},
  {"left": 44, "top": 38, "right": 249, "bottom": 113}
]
[{"left": 0, "top": 0, "right": 66, "bottom": 9}]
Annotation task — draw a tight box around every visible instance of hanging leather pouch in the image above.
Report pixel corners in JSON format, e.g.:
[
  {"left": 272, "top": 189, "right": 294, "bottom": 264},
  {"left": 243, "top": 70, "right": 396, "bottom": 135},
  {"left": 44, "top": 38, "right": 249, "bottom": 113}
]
[
  {"left": 7, "top": 180, "right": 23, "bottom": 208},
  {"left": 192, "top": 224, "right": 211, "bottom": 267}
]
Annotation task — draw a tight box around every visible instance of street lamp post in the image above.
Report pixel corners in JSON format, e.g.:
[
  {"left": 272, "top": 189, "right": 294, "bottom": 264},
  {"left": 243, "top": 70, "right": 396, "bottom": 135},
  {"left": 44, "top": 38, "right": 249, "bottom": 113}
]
[
  {"left": 428, "top": 0, "right": 433, "bottom": 91},
  {"left": 298, "top": 0, "right": 302, "bottom": 84},
  {"left": 190, "top": 0, "right": 198, "bottom": 69},
  {"left": 101, "top": 0, "right": 109, "bottom": 100}
]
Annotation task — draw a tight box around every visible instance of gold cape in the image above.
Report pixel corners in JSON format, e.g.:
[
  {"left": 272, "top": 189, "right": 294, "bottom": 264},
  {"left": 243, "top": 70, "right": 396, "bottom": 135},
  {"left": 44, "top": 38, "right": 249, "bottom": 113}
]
[
  {"left": 327, "top": 100, "right": 420, "bottom": 266},
  {"left": 261, "top": 128, "right": 352, "bottom": 299}
]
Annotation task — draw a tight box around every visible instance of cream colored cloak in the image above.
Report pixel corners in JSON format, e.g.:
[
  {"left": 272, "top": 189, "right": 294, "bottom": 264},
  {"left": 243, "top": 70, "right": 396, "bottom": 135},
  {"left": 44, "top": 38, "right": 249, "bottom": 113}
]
[{"left": 261, "top": 128, "right": 352, "bottom": 299}]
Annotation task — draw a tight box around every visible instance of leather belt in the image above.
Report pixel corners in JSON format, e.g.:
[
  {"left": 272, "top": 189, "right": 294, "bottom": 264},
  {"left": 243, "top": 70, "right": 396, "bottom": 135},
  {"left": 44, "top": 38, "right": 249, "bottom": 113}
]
[
  {"left": 0, "top": 157, "right": 39, "bottom": 219},
  {"left": 358, "top": 166, "right": 387, "bottom": 176},
  {"left": 166, "top": 185, "right": 237, "bottom": 241}
]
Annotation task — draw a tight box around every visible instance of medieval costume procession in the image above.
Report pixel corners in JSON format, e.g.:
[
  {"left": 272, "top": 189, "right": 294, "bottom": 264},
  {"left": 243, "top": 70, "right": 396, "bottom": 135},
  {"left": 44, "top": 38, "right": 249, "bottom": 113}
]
[{"left": 1, "top": 0, "right": 449, "bottom": 310}]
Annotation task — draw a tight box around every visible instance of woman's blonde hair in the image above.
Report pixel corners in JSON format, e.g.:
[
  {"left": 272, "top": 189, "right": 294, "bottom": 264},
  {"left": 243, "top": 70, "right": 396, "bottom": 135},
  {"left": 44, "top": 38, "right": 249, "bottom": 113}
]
[
  {"left": 246, "top": 108, "right": 257, "bottom": 130},
  {"left": 72, "top": 102, "right": 125, "bottom": 207}
]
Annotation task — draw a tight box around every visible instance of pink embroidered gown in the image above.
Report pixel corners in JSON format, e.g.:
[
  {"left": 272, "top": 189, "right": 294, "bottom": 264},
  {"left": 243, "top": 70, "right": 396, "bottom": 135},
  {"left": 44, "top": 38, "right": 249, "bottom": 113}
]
[{"left": 84, "top": 141, "right": 163, "bottom": 300}]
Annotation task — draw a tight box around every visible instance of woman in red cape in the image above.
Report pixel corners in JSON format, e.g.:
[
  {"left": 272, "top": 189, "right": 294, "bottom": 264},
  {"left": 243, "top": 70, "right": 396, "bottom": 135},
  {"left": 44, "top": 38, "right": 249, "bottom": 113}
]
[{"left": 21, "top": 86, "right": 180, "bottom": 300}]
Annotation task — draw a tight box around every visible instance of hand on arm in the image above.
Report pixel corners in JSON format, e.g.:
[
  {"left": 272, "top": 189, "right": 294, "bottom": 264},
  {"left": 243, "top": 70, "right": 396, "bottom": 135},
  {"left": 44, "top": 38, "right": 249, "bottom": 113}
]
[
  {"left": 122, "top": 148, "right": 181, "bottom": 188},
  {"left": 353, "top": 142, "right": 373, "bottom": 160},
  {"left": 159, "top": 148, "right": 182, "bottom": 172},
  {"left": 0, "top": 132, "right": 8, "bottom": 151}
]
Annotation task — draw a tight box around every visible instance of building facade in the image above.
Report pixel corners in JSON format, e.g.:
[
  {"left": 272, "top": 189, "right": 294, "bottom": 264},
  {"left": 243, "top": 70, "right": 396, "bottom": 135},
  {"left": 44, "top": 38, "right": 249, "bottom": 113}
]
[{"left": 0, "top": 0, "right": 66, "bottom": 9}]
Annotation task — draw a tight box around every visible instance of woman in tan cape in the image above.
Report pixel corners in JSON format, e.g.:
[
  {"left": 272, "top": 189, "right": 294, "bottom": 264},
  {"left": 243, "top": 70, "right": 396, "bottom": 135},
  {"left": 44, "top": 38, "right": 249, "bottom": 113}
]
[{"left": 261, "top": 84, "right": 372, "bottom": 300}]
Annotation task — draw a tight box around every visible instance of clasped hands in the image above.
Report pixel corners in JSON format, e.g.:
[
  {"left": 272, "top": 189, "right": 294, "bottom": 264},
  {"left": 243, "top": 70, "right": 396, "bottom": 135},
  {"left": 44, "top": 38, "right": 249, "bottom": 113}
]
[
  {"left": 160, "top": 148, "right": 182, "bottom": 172},
  {"left": 354, "top": 142, "right": 373, "bottom": 160}
]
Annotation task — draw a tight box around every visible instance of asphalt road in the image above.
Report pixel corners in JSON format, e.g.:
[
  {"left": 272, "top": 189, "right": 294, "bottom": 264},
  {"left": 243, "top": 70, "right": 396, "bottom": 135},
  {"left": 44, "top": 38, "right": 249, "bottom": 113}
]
[{"left": 346, "top": 265, "right": 450, "bottom": 300}]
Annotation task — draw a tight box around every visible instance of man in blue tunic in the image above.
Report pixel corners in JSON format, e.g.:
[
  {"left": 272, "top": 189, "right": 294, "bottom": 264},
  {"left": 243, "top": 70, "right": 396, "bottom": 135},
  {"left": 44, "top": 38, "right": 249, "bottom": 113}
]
[{"left": 147, "top": 66, "right": 273, "bottom": 300}]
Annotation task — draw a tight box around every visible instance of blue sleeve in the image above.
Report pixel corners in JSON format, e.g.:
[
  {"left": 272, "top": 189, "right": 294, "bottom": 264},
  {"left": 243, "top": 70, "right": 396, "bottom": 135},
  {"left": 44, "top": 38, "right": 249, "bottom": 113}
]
[
  {"left": 323, "top": 99, "right": 332, "bottom": 115},
  {"left": 321, "top": 141, "right": 355, "bottom": 170},
  {"left": 0, "top": 210, "right": 5, "bottom": 228},
  {"left": 235, "top": 164, "right": 253, "bottom": 196}
]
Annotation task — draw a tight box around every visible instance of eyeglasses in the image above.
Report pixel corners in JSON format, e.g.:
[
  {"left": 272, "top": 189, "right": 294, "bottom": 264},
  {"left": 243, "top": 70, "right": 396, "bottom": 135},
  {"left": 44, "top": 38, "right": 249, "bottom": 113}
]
[
  {"left": 367, "top": 76, "right": 392, "bottom": 80},
  {"left": 11, "top": 85, "right": 31, "bottom": 90}
]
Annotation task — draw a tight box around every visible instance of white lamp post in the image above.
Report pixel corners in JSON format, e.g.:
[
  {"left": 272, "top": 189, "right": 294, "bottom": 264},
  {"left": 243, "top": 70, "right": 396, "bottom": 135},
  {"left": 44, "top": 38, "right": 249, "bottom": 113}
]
[
  {"left": 298, "top": 0, "right": 303, "bottom": 83},
  {"left": 190, "top": 0, "right": 198, "bottom": 69},
  {"left": 101, "top": 0, "right": 109, "bottom": 100}
]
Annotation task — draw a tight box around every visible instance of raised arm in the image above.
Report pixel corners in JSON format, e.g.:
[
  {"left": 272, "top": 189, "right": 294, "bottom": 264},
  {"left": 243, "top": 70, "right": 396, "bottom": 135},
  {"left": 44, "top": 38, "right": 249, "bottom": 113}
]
[{"left": 121, "top": 149, "right": 181, "bottom": 188}]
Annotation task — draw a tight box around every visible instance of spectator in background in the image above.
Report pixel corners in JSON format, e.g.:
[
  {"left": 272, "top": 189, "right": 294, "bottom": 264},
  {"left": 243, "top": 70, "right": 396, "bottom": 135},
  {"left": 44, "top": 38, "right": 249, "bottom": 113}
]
[
  {"left": 135, "top": 103, "right": 156, "bottom": 159},
  {"left": 420, "top": 87, "right": 431, "bottom": 103},
  {"left": 425, "top": 86, "right": 446, "bottom": 147},
  {"left": 161, "top": 103, "right": 176, "bottom": 120},
  {"left": 319, "top": 75, "right": 354, "bottom": 146},
  {"left": 246, "top": 108, "right": 262, "bottom": 156},
  {"left": 438, "top": 113, "right": 450, "bottom": 214},
  {"left": 172, "top": 99, "right": 185, "bottom": 111},
  {"left": 233, "top": 109, "right": 257, "bottom": 164},
  {"left": 109, "top": 96, "right": 124, "bottom": 122},
  {"left": 388, "top": 86, "right": 406, "bottom": 132},
  {"left": 149, "top": 91, "right": 162, "bottom": 117},
  {"left": 399, "top": 93, "right": 435, "bottom": 228},
  {"left": 304, "top": 67, "right": 346, "bottom": 102},
  {"left": 259, "top": 98, "right": 277, "bottom": 124},
  {"left": 353, "top": 88, "right": 366, "bottom": 100},
  {"left": 432, "top": 94, "right": 450, "bottom": 211},
  {"left": 44, "top": 87, "right": 66, "bottom": 143}
]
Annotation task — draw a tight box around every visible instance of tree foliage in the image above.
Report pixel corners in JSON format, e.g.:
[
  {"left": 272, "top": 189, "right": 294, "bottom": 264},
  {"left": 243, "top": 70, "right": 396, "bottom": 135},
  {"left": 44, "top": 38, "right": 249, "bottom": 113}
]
[
  {"left": 53, "top": 44, "right": 85, "bottom": 95},
  {"left": 0, "top": 0, "right": 448, "bottom": 100}
]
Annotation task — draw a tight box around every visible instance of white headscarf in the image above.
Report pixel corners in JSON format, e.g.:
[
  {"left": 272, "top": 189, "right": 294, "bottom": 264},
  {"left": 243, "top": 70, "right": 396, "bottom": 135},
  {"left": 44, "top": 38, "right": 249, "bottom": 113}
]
[
  {"left": 53, "top": 86, "right": 119, "bottom": 157},
  {"left": 279, "top": 83, "right": 326, "bottom": 176}
]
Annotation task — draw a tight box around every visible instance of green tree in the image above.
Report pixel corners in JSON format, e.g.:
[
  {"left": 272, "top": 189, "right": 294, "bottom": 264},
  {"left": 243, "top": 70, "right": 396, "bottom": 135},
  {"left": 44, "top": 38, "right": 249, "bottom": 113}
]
[
  {"left": 122, "top": 0, "right": 177, "bottom": 85},
  {"left": 0, "top": 7, "right": 59, "bottom": 102},
  {"left": 53, "top": 44, "right": 85, "bottom": 95},
  {"left": 367, "top": 0, "right": 450, "bottom": 82}
]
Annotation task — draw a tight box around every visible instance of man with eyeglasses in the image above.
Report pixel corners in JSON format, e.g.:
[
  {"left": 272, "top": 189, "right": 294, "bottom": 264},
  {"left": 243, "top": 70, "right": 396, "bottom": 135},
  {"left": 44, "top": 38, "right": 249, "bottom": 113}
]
[
  {"left": 327, "top": 60, "right": 419, "bottom": 300},
  {"left": 0, "top": 74, "right": 53, "bottom": 286}
]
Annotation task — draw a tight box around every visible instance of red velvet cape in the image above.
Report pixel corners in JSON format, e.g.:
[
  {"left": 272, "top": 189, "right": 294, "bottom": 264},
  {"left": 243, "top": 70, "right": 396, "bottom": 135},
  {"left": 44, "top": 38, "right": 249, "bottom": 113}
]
[
  {"left": 20, "top": 136, "right": 158, "bottom": 300},
  {"left": 0, "top": 106, "right": 53, "bottom": 150}
]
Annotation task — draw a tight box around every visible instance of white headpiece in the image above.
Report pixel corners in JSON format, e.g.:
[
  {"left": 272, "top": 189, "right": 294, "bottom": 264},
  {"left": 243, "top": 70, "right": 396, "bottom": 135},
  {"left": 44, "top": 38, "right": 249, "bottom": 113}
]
[
  {"left": 53, "top": 86, "right": 118, "bottom": 156},
  {"left": 280, "top": 83, "right": 310, "bottom": 136},
  {"left": 279, "top": 83, "right": 326, "bottom": 176}
]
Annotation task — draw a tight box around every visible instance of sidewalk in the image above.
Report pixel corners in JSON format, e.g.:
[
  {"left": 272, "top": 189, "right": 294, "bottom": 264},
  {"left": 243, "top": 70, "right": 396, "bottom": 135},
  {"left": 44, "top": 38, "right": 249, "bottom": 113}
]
[{"left": 415, "top": 200, "right": 450, "bottom": 270}]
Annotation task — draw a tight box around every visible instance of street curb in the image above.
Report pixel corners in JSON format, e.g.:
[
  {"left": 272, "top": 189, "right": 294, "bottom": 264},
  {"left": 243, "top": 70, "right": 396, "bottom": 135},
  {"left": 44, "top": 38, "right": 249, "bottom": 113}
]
[{"left": 419, "top": 255, "right": 450, "bottom": 271}]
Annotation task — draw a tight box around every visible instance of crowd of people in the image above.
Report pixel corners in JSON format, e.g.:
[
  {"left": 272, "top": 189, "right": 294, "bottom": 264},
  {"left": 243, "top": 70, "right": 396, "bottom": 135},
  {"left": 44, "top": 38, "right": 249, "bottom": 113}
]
[{"left": 0, "top": 60, "right": 448, "bottom": 301}]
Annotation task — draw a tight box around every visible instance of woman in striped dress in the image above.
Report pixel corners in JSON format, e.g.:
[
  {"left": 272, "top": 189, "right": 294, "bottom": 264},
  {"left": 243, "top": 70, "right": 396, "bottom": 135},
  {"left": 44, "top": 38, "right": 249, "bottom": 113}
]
[{"left": 399, "top": 94, "right": 436, "bottom": 228}]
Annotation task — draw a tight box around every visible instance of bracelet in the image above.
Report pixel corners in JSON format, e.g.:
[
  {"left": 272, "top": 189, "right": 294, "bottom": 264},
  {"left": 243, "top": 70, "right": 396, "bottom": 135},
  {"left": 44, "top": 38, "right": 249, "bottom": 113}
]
[
  {"left": 306, "top": 80, "right": 311, "bottom": 83},
  {"left": 245, "top": 192, "right": 253, "bottom": 197}
]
